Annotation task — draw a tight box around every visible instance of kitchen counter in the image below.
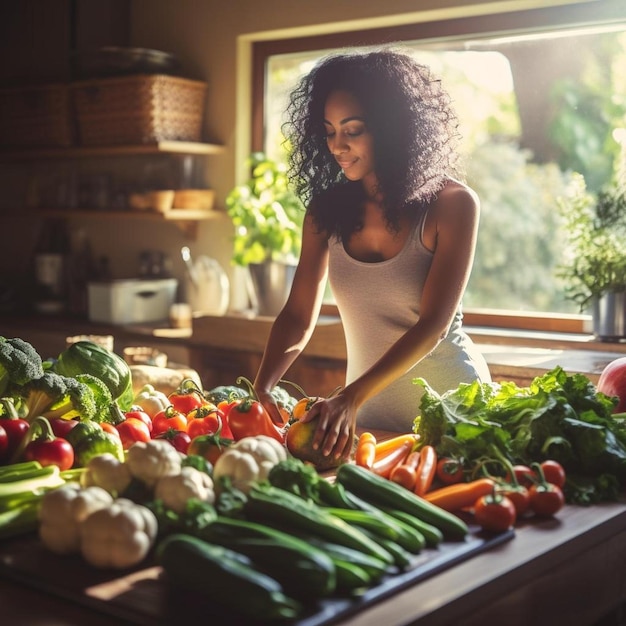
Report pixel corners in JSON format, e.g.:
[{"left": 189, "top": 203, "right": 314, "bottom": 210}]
[
  {"left": 2, "top": 312, "right": 625, "bottom": 386},
  {"left": 1, "top": 498, "right": 625, "bottom": 625}
]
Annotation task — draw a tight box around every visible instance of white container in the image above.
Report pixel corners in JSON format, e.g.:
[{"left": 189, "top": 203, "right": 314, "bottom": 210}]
[{"left": 88, "top": 278, "right": 178, "bottom": 325}]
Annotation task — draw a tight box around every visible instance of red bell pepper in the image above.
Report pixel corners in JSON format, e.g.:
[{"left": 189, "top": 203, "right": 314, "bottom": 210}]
[{"left": 224, "top": 397, "right": 285, "bottom": 443}]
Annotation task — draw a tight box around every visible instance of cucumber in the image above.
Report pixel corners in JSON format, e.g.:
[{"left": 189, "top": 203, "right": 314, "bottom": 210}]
[
  {"left": 324, "top": 507, "right": 425, "bottom": 554},
  {"left": 333, "top": 560, "right": 374, "bottom": 594},
  {"left": 245, "top": 485, "right": 395, "bottom": 565},
  {"left": 359, "top": 528, "right": 413, "bottom": 570},
  {"left": 381, "top": 507, "right": 444, "bottom": 547},
  {"left": 157, "top": 533, "right": 302, "bottom": 620},
  {"left": 306, "top": 537, "right": 391, "bottom": 582},
  {"left": 336, "top": 463, "right": 469, "bottom": 540}
]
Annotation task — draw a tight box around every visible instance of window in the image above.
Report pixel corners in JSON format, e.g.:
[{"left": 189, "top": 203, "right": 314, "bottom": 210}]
[{"left": 251, "top": 1, "right": 626, "bottom": 333}]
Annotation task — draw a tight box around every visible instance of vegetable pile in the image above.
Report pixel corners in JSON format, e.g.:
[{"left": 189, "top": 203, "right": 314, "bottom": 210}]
[
  {"left": 412, "top": 365, "right": 626, "bottom": 505},
  {"left": 2, "top": 334, "right": 626, "bottom": 622}
]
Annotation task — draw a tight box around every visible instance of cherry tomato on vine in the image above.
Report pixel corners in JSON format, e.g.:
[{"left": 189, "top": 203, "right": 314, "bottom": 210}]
[
  {"left": 152, "top": 406, "right": 188, "bottom": 437},
  {"left": 474, "top": 490, "right": 517, "bottom": 532},
  {"left": 529, "top": 482, "right": 565, "bottom": 517},
  {"left": 540, "top": 460, "right": 566, "bottom": 488},
  {"left": 497, "top": 483, "right": 531, "bottom": 517},
  {"left": 116, "top": 417, "right": 151, "bottom": 450},
  {"left": 506, "top": 464, "right": 536, "bottom": 488},
  {"left": 436, "top": 457, "right": 465, "bottom": 485}
]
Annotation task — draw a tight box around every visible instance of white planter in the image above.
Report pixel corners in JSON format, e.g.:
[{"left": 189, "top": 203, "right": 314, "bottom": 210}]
[{"left": 592, "top": 292, "right": 626, "bottom": 341}]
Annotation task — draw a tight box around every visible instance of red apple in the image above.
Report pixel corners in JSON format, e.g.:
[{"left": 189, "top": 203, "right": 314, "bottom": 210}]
[{"left": 597, "top": 357, "right": 626, "bottom": 413}]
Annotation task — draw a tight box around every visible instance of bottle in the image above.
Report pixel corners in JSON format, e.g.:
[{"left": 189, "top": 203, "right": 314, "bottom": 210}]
[{"left": 32, "top": 219, "right": 69, "bottom": 314}]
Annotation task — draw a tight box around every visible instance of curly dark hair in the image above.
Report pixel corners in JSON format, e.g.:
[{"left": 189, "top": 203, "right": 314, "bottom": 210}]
[{"left": 283, "top": 47, "right": 462, "bottom": 239}]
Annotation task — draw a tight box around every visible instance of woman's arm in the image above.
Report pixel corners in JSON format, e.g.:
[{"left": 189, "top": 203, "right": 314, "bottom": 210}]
[{"left": 253, "top": 212, "right": 329, "bottom": 422}]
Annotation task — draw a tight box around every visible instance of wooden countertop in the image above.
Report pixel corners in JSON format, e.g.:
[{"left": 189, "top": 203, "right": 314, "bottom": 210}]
[
  {"left": 1, "top": 500, "right": 625, "bottom": 625},
  {"left": 2, "top": 313, "right": 625, "bottom": 383}
]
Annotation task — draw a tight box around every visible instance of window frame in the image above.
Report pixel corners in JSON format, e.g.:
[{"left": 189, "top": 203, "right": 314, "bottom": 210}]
[{"left": 250, "top": 0, "right": 626, "bottom": 335}]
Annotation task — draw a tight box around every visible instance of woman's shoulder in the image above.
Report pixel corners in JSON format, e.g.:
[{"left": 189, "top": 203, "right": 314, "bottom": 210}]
[{"left": 436, "top": 178, "right": 479, "bottom": 207}]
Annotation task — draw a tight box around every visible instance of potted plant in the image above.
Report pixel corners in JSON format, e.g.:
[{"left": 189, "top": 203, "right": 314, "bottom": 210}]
[
  {"left": 558, "top": 171, "right": 626, "bottom": 340},
  {"left": 226, "top": 152, "right": 305, "bottom": 316}
]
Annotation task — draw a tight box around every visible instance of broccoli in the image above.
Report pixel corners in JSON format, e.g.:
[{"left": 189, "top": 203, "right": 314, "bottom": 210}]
[
  {"left": 0, "top": 337, "right": 44, "bottom": 396},
  {"left": 15, "top": 371, "right": 97, "bottom": 423}
]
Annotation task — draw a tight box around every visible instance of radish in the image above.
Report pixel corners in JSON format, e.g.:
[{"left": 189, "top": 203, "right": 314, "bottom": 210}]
[{"left": 597, "top": 357, "right": 626, "bottom": 413}]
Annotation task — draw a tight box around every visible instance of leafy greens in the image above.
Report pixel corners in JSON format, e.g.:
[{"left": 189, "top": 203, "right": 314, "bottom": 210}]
[{"left": 412, "top": 366, "right": 626, "bottom": 505}]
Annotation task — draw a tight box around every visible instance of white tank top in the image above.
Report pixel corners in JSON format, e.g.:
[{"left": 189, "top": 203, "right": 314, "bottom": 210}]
[{"left": 328, "top": 211, "right": 491, "bottom": 432}]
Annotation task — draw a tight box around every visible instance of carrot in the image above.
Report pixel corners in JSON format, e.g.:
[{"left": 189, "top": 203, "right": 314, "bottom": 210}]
[
  {"left": 373, "top": 434, "right": 419, "bottom": 460},
  {"left": 372, "top": 438, "right": 414, "bottom": 479},
  {"left": 414, "top": 445, "right": 437, "bottom": 496},
  {"left": 354, "top": 432, "right": 377, "bottom": 469},
  {"left": 423, "top": 478, "right": 496, "bottom": 512},
  {"left": 389, "top": 450, "right": 421, "bottom": 490}
]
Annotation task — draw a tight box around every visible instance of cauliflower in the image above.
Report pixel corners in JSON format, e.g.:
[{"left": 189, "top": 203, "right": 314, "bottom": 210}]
[
  {"left": 212, "top": 435, "right": 287, "bottom": 494},
  {"left": 126, "top": 439, "right": 182, "bottom": 488},
  {"left": 38, "top": 483, "right": 113, "bottom": 554},
  {"left": 154, "top": 466, "right": 215, "bottom": 514},
  {"left": 79, "top": 498, "right": 158, "bottom": 569},
  {"left": 80, "top": 452, "right": 132, "bottom": 496}
]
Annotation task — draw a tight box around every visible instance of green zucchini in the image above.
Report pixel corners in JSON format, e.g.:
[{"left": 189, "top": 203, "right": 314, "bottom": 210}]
[
  {"left": 306, "top": 537, "right": 391, "bottom": 582},
  {"left": 381, "top": 507, "right": 444, "bottom": 547},
  {"left": 197, "top": 517, "right": 336, "bottom": 599},
  {"left": 157, "top": 533, "right": 302, "bottom": 620},
  {"left": 336, "top": 463, "right": 469, "bottom": 540},
  {"left": 244, "top": 484, "right": 395, "bottom": 565},
  {"left": 333, "top": 560, "right": 374, "bottom": 594},
  {"left": 359, "top": 528, "right": 413, "bottom": 570},
  {"left": 324, "top": 507, "right": 425, "bottom": 554}
]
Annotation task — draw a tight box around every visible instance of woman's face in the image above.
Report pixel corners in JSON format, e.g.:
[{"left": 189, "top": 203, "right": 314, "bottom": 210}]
[{"left": 323, "top": 89, "right": 376, "bottom": 187}]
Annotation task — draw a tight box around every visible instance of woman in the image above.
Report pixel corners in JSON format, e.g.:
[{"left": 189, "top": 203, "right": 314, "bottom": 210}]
[{"left": 253, "top": 48, "right": 491, "bottom": 461}]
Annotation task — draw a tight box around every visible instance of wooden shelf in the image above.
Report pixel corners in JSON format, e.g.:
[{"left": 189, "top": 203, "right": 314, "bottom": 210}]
[
  {"left": 34, "top": 207, "right": 226, "bottom": 238},
  {"left": 0, "top": 140, "right": 224, "bottom": 160}
]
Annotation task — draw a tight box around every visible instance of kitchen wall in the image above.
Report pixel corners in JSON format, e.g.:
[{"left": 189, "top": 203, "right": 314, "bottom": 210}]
[{"left": 0, "top": 0, "right": 582, "bottom": 315}]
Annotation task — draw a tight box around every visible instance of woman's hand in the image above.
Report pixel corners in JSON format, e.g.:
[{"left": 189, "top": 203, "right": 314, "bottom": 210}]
[{"left": 300, "top": 392, "right": 357, "bottom": 460}]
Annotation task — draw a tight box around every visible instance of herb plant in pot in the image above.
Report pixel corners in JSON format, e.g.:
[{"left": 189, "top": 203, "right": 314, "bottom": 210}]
[
  {"left": 558, "top": 172, "right": 626, "bottom": 340},
  {"left": 226, "top": 152, "right": 305, "bottom": 316}
]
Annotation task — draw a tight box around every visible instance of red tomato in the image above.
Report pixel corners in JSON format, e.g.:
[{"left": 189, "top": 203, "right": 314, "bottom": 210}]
[
  {"left": 124, "top": 408, "right": 153, "bottom": 433},
  {"left": 436, "top": 457, "right": 465, "bottom": 485},
  {"left": 508, "top": 464, "right": 536, "bottom": 488},
  {"left": 158, "top": 429, "right": 191, "bottom": 454},
  {"left": 540, "top": 460, "right": 566, "bottom": 489},
  {"left": 528, "top": 483, "right": 565, "bottom": 517},
  {"left": 0, "top": 423, "right": 8, "bottom": 461},
  {"left": 227, "top": 398, "right": 284, "bottom": 443},
  {"left": 497, "top": 484, "right": 531, "bottom": 517},
  {"left": 24, "top": 437, "right": 74, "bottom": 471},
  {"left": 188, "top": 433, "right": 234, "bottom": 466},
  {"left": 152, "top": 406, "right": 188, "bottom": 438},
  {"left": 168, "top": 385, "right": 206, "bottom": 415},
  {"left": 47, "top": 417, "right": 79, "bottom": 439},
  {"left": 100, "top": 422, "right": 121, "bottom": 440},
  {"left": 474, "top": 491, "right": 517, "bottom": 532},
  {"left": 115, "top": 417, "right": 151, "bottom": 450},
  {"left": 1, "top": 417, "right": 30, "bottom": 459},
  {"left": 187, "top": 409, "right": 223, "bottom": 439}
]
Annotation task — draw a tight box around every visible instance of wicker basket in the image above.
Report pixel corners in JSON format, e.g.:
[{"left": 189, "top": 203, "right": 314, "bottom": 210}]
[
  {"left": 71, "top": 74, "right": 207, "bottom": 145},
  {"left": 0, "top": 83, "right": 74, "bottom": 148}
]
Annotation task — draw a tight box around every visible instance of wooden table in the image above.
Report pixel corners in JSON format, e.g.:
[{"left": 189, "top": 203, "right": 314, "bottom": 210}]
[{"left": 1, "top": 500, "right": 625, "bottom": 626}]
